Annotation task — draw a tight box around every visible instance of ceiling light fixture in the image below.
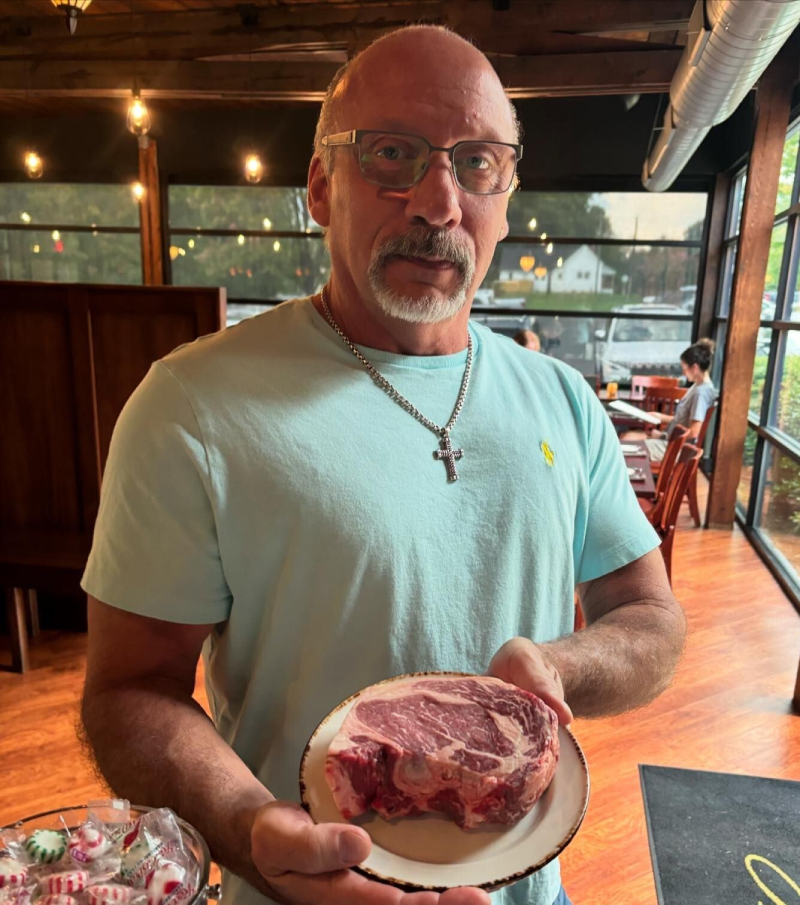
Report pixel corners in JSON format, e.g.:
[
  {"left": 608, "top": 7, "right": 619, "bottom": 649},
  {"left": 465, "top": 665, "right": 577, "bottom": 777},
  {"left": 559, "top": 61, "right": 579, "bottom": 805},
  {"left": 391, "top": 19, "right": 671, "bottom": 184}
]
[{"left": 51, "top": 0, "right": 93, "bottom": 35}]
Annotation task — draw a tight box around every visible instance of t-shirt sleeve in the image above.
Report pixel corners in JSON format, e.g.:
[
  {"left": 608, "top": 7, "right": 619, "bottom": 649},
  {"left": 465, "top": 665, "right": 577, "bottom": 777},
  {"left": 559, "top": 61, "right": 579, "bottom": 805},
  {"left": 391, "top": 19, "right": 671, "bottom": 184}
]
[
  {"left": 687, "top": 385, "right": 714, "bottom": 423},
  {"left": 81, "top": 361, "right": 232, "bottom": 624},
  {"left": 573, "top": 379, "right": 661, "bottom": 584}
]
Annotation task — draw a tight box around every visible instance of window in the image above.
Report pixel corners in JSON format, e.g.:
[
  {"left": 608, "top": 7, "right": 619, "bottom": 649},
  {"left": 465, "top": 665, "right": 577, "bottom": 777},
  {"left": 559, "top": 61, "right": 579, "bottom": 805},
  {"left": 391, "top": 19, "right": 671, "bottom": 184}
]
[
  {"left": 168, "top": 185, "right": 326, "bottom": 325},
  {"left": 0, "top": 183, "right": 142, "bottom": 284},
  {"left": 734, "top": 114, "right": 800, "bottom": 598}
]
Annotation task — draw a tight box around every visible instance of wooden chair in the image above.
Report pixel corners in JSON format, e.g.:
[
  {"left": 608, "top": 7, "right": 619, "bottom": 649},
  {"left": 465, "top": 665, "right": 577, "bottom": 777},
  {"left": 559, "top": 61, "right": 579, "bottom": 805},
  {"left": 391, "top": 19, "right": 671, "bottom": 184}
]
[
  {"left": 686, "top": 402, "right": 717, "bottom": 527},
  {"left": 642, "top": 385, "right": 688, "bottom": 416},
  {"left": 1, "top": 281, "right": 225, "bottom": 672},
  {"left": 583, "top": 374, "right": 601, "bottom": 396},
  {"left": 652, "top": 444, "right": 704, "bottom": 584},
  {"left": 639, "top": 425, "right": 690, "bottom": 524},
  {"left": 631, "top": 375, "right": 680, "bottom": 400}
]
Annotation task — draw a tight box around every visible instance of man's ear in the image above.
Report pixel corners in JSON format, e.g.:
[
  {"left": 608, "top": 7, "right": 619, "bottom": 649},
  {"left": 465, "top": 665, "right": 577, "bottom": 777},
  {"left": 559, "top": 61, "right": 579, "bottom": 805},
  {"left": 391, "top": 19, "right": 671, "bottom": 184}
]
[{"left": 308, "top": 156, "right": 331, "bottom": 228}]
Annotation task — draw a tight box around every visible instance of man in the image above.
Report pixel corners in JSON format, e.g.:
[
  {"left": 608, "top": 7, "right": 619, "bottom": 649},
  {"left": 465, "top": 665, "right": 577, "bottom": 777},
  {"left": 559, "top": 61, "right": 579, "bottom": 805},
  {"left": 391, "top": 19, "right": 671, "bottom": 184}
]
[
  {"left": 80, "top": 25, "right": 686, "bottom": 905},
  {"left": 513, "top": 329, "right": 541, "bottom": 352}
]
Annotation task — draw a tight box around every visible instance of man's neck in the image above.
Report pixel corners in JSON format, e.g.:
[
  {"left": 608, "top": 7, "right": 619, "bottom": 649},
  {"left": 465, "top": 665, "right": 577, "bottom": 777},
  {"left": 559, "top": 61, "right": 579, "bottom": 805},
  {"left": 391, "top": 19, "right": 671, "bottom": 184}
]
[{"left": 313, "top": 280, "right": 471, "bottom": 357}]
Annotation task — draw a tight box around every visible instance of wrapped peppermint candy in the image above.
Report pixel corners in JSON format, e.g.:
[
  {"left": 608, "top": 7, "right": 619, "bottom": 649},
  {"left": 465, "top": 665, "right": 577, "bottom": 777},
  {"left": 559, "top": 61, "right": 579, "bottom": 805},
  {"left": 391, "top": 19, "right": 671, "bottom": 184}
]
[
  {"left": 0, "top": 859, "right": 28, "bottom": 891},
  {"left": 38, "top": 896, "right": 77, "bottom": 905},
  {"left": 68, "top": 823, "right": 112, "bottom": 866},
  {"left": 23, "top": 831, "right": 66, "bottom": 865},
  {"left": 144, "top": 862, "right": 197, "bottom": 905},
  {"left": 118, "top": 812, "right": 184, "bottom": 887},
  {"left": 43, "top": 870, "right": 89, "bottom": 895},
  {"left": 85, "top": 883, "right": 135, "bottom": 905}
]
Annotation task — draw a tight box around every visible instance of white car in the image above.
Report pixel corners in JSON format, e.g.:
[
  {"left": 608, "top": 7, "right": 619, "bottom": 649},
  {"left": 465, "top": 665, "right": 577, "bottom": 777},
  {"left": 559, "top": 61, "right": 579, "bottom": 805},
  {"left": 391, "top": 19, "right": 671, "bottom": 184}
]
[{"left": 595, "top": 304, "right": 693, "bottom": 383}]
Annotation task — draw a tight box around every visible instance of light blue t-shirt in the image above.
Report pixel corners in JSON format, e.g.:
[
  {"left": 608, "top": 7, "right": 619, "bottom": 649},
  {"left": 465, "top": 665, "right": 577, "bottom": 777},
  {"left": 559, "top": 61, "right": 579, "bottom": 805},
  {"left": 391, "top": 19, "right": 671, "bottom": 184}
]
[{"left": 82, "top": 298, "right": 659, "bottom": 905}]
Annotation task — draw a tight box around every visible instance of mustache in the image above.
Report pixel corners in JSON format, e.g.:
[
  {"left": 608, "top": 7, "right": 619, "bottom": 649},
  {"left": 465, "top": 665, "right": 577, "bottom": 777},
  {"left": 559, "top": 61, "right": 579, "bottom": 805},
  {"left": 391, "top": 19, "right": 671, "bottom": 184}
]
[{"left": 373, "top": 227, "right": 473, "bottom": 275}]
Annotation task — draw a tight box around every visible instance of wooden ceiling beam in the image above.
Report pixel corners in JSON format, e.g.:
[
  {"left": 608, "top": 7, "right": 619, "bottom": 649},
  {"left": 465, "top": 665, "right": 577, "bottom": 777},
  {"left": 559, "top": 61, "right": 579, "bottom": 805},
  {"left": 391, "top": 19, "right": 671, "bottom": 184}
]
[
  {"left": 0, "top": 49, "right": 681, "bottom": 102},
  {"left": 0, "top": 1, "right": 693, "bottom": 60}
]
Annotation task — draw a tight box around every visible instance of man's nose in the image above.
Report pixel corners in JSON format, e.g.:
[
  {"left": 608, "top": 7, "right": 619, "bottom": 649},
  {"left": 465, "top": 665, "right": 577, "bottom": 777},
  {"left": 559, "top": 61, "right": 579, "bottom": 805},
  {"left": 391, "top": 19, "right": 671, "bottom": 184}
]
[{"left": 404, "top": 152, "right": 463, "bottom": 230}]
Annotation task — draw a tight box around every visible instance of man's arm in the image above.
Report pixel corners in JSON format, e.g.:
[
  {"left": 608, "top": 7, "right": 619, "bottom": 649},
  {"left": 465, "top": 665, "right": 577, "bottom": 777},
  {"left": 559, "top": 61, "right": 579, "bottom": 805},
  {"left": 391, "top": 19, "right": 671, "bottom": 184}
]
[
  {"left": 489, "top": 548, "right": 686, "bottom": 720},
  {"left": 82, "top": 597, "right": 490, "bottom": 905}
]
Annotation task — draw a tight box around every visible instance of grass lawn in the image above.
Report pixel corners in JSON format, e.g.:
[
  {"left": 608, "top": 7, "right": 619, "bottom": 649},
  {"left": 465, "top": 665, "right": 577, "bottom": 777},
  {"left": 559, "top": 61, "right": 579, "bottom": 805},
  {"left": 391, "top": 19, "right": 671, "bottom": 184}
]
[{"left": 494, "top": 292, "right": 636, "bottom": 313}]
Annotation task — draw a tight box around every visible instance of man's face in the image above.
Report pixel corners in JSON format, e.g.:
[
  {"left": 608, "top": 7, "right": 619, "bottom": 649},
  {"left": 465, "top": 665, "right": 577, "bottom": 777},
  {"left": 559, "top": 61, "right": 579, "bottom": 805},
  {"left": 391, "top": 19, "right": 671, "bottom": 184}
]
[{"left": 311, "top": 38, "right": 514, "bottom": 326}]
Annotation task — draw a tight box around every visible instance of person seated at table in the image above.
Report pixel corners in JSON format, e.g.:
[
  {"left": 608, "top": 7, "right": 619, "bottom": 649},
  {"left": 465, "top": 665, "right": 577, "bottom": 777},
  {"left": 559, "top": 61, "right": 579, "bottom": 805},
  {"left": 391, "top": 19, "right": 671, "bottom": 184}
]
[
  {"left": 642, "top": 338, "right": 716, "bottom": 462},
  {"left": 513, "top": 328, "right": 541, "bottom": 352}
]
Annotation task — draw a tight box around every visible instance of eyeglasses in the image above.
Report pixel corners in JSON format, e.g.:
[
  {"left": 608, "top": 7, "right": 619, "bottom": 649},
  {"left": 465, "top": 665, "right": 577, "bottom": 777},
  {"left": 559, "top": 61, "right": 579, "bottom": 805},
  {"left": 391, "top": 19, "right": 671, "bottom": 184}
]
[{"left": 321, "top": 130, "right": 523, "bottom": 195}]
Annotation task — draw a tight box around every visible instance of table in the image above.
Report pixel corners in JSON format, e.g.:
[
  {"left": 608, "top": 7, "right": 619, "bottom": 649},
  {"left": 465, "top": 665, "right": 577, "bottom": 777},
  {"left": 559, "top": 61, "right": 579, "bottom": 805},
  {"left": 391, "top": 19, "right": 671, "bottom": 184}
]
[{"left": 621, "top": 440, "right": 656, "bottom": 500}]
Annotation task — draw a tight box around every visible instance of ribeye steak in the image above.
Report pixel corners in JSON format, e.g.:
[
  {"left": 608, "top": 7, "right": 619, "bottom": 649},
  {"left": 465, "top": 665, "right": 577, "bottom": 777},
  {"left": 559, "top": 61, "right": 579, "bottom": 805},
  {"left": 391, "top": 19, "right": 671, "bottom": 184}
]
[{"left": 325, "top": 675, "right": 559, "bottom": 829}]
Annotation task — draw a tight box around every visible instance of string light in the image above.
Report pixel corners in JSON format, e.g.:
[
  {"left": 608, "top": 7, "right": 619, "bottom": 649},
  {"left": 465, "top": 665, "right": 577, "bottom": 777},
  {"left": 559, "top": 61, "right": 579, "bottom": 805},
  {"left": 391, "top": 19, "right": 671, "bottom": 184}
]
[
  {"left": 24, "top": 151, "right": 43, "bottom": 179},
  {"left": 273, "top": 240, "right": 281, "bottom": 252},
  {"left": 540, "top": 231, "right": 547, "bottom": 241},
  {"left": 527, "top": 217, "right": 537, "bottom": 231},
  {"left": 262, "top": 217, "right": 272, "bottom": 230},
  {"left": 126, "top": 93, "right": 151, "bottom": 136},
  {"left": 244, "top": 154, "right": 263, "bottom": 184},
  {"left": 188, "top": 239, "right": 195, "bottom": 248},
  {"left": 32, "top": 245, "right": 40, "bottom": 253},
  {"left": 20, "top": 212, "right": 31, "bottom": 223},
  {"left": 51, "top": 230, "right": 60, "bottom": 241},
  {"left": 131, "top": 182, "right": 145, "bottom": 202},
  {"left": 546, "top": 242, "right": 554, "bottom": 254},
  {"left": 237, "top": 234, "right": 245, "bottom": 245},
  {"left": 557, "top": 257, "right": 564, "bottom": 268}
]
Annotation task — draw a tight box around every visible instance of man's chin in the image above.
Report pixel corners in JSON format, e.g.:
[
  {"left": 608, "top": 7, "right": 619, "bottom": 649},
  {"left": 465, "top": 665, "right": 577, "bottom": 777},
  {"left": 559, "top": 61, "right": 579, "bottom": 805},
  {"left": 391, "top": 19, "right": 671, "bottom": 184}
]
[{"left": 371, "top": 287, "right": 468, "bottom": 325}]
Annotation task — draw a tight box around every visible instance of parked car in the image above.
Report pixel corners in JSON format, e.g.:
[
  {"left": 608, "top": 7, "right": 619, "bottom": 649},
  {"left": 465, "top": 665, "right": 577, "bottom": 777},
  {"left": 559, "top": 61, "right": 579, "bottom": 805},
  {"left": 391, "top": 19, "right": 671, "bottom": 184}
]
[{"left": 594, "top": 304, "right": 692, "bottom": 383}]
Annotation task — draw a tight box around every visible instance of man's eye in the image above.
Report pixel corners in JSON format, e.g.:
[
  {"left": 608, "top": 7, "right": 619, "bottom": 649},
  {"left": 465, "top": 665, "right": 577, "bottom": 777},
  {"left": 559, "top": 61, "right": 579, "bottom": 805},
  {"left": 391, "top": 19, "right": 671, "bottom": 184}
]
[
  {"left": 464, "top": 155, "right": 491, "bottom": 170},
  {"left": 376, "top": 145, "right": 405, "bottom": 161}
]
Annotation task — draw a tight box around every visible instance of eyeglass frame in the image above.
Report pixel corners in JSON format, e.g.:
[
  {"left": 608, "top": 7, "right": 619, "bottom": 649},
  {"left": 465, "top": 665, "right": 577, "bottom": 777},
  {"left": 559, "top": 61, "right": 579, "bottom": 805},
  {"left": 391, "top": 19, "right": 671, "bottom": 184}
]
[{"left": 321, "top": 129, "right": 523, "bottom": 195}]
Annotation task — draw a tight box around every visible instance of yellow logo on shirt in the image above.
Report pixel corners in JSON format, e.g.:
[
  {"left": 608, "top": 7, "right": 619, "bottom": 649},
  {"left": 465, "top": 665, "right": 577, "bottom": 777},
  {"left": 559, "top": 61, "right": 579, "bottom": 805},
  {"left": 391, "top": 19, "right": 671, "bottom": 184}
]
[{"left": 541, "top": 441, "right": 555, "bottom": 467}]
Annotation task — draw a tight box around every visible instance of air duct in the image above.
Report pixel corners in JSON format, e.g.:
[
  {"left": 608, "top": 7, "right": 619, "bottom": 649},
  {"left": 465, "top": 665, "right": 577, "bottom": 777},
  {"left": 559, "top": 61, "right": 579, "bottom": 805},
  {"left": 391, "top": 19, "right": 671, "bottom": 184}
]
[{"left": 642, "top": 0, "right": 800, "bottom": 192}]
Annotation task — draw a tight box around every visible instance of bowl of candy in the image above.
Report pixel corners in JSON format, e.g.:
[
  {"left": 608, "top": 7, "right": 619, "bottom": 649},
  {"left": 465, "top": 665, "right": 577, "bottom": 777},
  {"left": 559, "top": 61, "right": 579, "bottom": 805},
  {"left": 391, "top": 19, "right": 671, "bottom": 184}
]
[{"left": 0, "top": 801, "right": 214, "bottom": 905}]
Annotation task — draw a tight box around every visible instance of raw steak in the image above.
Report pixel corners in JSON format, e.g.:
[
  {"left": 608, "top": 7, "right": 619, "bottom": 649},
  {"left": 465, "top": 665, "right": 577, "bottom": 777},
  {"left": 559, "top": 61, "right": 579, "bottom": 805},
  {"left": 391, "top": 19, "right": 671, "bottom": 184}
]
[{"left": 325, "top": 675, "right": 559, "bottom": 829}]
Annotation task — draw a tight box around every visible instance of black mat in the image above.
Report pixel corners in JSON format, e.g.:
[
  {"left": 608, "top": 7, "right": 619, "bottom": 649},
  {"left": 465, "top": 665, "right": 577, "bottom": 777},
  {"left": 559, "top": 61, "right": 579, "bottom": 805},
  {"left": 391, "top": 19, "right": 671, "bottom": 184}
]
[{"left": 639, "top": 764, "right": 800, "bottom": 905}]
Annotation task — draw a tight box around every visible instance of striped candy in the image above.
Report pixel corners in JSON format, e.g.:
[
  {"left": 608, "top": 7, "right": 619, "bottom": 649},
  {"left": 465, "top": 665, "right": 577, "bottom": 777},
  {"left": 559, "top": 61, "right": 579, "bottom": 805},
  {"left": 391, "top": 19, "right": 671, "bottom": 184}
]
[
  {"left": 68, "top": 826, "right": 111, "bottom": 864},
  {"left": 38, "top": 896, "right": 77, "bottom": 905},
  {"left": 145, "top": 863, "right": 188, "bottom": 905},
  {"left": 86, "top": 884, "right": 135, "bottom": 905},
  {"left": 0, "top": 857, "right": 28, "bottom": 889},
  {"left": 45, "top": 870, "right": 89, "bottom": 894},
  {"left": 24, "top": 830, "right": 66, "bottom": 864}
]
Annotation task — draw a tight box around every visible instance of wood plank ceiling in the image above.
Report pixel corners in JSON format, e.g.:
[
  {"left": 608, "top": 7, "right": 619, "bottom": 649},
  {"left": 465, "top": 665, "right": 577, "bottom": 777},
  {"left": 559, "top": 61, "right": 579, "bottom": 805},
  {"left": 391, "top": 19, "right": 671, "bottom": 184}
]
[{"left": 0, "top": 0, "right": 694, "bottom": 113}]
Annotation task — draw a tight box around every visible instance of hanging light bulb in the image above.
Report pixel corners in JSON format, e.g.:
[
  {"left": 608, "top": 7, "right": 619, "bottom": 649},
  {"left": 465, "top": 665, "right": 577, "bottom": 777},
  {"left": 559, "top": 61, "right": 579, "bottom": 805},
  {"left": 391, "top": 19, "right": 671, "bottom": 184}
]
[
  {"left": 51, "top": 0, "right": 92, "bottom": 35},
  {"left": 557, "top": 256, "right": 564, "bottom": 268},
  {"left": 244, "top": 154, "right": 263, "bottom": 184},
  {"left": 540, "top": 231, "right": 547, "bottom": 241},
  {"left": 237, "top": 234, "right": 245, "bottom": 246},
  {"left": 546, "top": 242, "right": 554, "bottom": 254},
  {"left": 126, "top": 93, "right": 151, "bottom": 136},
  {"left": 273, "top": 240, "right": 281, "bottom": 252},
  {"left": 24, "top": 151, "right": 43, "bottom": 179},
  {"left": 131, "top": 181, "right": 145, "bottom": 202},
  {"left": 262, "top": 217, "right": 272, "bottom": 230},
  {"left": 527, "top": 217, "right": 537, "bottom": 231}
]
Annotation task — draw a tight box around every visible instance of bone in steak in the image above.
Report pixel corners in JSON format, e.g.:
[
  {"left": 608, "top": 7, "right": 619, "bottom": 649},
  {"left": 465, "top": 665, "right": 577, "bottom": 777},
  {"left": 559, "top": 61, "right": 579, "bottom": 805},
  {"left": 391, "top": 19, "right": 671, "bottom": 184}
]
[{"left": 325, "top": 675, "right": 559, "bottom": 829}]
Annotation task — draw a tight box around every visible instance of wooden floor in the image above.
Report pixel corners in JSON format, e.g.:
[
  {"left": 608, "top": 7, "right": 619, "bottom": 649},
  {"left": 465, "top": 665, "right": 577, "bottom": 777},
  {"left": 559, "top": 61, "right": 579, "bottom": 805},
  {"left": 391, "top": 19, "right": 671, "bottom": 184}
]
[{"left": 1, "top": 478, "right": 799, "bottom": 905}]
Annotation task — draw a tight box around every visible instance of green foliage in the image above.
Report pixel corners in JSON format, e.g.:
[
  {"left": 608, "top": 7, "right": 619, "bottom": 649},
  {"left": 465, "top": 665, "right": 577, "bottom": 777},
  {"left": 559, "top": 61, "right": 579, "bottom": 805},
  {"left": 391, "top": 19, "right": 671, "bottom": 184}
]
[{"left": 771, "top": 354, "right": 800, "bottom": 530}]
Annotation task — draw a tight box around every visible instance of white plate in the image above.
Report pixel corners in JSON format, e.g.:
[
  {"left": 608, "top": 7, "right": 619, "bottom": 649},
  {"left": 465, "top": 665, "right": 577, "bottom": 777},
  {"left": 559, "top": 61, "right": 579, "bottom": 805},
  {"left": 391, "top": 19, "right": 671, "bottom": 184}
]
[
  {"left": 621, "top": 444, "right": 641, "bottom": 454},
  {"left": 299, "top": 672, "right": 590, "bottom": 892}
]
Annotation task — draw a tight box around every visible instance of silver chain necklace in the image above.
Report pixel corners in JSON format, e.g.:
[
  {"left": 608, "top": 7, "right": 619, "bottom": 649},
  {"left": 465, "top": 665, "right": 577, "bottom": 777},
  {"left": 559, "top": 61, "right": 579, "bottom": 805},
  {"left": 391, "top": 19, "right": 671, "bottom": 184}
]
[{"left": 320, "top": 285, "right": 473, "bottom": 482}]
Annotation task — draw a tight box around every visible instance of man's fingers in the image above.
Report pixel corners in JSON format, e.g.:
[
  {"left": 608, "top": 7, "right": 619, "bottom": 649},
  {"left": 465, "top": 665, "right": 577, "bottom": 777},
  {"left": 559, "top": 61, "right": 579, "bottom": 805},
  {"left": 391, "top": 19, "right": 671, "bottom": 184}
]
[
  {"left": 252, "top": 800, "right": 371, "bottom": 877},
  {"left": 271, "top": 865, "right": 490, "bottom": 905}
]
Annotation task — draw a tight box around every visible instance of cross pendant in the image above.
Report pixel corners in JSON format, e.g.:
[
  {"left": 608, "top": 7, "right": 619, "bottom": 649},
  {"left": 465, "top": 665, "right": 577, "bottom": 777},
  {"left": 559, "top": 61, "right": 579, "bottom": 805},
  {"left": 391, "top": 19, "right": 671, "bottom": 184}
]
[{"left": 434, "top": 431, "right": 463, "bottom": 482}]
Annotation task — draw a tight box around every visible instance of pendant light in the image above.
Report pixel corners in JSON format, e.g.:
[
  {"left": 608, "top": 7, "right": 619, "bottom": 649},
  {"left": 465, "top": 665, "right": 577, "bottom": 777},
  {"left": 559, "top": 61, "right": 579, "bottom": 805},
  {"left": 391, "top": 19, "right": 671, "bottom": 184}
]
[
  {"left": 24, "top": 151, "right": 43, "bottom": 179},
  {"left": 243, "top": 53, "right": 264, "bottom": 184},
  {"left": 126, "top": 93, "right": 151, "bottom": 136},
  {"left": 51, "top": 0, "right": 93, "bottom": 35}
]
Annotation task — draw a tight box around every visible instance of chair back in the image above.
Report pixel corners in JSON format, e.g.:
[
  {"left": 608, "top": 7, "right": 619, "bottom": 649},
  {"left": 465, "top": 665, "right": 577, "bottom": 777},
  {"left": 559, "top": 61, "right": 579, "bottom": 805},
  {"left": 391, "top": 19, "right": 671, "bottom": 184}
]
[
  {"left": 654, "top": 443, "right": 704, "bottom": 538},
  {"left": 642, "top": 385, "right": 688, "bottom": 415},
  {"left": 650, "top": 426, "right": 690, "bottom": 524},
  {"left": 695, "top": 400, "right": 717, "bottom": 448},
  {"left": 631, "top": 375, "right": 679, "bottom": 400}
]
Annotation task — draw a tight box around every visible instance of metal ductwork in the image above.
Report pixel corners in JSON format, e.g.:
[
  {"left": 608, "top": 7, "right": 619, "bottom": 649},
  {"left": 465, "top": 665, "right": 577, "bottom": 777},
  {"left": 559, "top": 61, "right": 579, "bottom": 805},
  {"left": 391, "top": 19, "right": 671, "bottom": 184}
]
[{"left": 642, "top": 0, "right": 800, "bottom": 192}]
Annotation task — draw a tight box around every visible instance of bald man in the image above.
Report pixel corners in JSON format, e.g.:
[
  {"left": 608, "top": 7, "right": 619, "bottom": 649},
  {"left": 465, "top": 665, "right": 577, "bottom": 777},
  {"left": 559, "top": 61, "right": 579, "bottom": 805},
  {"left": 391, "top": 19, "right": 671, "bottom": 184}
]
[{"left": 81, "top": 25, "right": 685, "bottom": 905}]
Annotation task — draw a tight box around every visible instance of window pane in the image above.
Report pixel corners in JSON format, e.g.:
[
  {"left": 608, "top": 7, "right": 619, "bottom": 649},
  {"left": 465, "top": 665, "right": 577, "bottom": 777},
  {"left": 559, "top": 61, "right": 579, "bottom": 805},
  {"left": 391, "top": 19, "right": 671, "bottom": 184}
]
[
  {"left": 717, "top": 243, "right": 736, "bottom": 316},
  {"left": 226, "top": 302, "right": 276, "bottom": 328},
  {"left": 0, "top": 183, "right": 139, "bottom": 227},
  {"left": 751, "top": 327, "right": 772, "bottom": 417},
  {"left": 469, "top": 312, "right": 691, "bottom": 384},
  {"left": 0, "top": 229, "right": 141, "bottom": 283},
  {"left": 485, "top": 243, "right": 699, "bottom": 312},
  {"left": 169, "top": 186, "right": 321, "bottom": 232},
  {"left": 775, "top": 331, "right": 800, "bottom": 443},
  {"left": 737, "top": 427, "right": 757, "bottom": 513},
  {"left": 762, "top": 223, "right": 787, "bottom": 320},
  {"left": 758, "top": 443, "right": 800, "bottom": 580},
  {"left": 506, "top": 191, "right": 707, "bottom": 241},
  {"left": 790, "top": 248, "right": 800, "bottom": 323},
  {"left": 776, "top": 126, "right": 799, "bottom": 215},
  {"left": 727, "top": 171, "right": 746, "bottom": 239},
  {"left": 170, "top": 234, "right": 329, "bottom": 300}
]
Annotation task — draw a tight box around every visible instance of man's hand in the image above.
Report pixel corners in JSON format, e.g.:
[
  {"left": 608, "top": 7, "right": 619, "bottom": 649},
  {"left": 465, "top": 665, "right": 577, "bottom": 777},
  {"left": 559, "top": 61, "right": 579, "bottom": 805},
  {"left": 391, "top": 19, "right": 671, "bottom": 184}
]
[
  {"left": 487, "top": 637, "right": 573, "bottom": 726},
  {"left": 251, "top": 800, "right": 492, "bottom": 905}
]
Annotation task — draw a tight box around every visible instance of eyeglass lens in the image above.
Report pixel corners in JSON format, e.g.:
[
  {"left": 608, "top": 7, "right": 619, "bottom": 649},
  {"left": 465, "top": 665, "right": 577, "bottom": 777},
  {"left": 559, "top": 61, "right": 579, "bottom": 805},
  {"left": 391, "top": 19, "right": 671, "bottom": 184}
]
[{"left": 358, "top": 132, "right": 517, "bottom": 194}]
